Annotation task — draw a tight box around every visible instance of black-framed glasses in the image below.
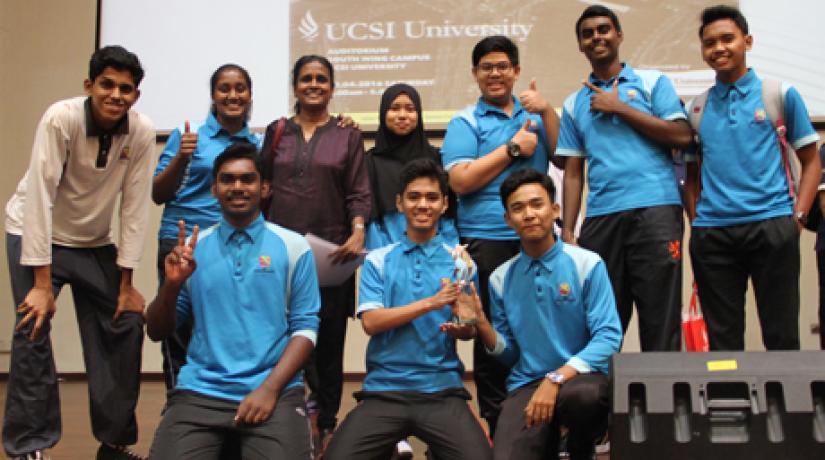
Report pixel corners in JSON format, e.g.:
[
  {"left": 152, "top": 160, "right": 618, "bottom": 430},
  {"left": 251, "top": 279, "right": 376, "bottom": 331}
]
[{"left": 477, "top": 61, "right": 513, "bottom": 74}]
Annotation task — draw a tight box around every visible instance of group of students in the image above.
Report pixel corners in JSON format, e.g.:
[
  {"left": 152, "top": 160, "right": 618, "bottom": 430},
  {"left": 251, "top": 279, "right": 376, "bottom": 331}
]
[{"left": 3, "top": 3, "right": 822, "bottom": 460}]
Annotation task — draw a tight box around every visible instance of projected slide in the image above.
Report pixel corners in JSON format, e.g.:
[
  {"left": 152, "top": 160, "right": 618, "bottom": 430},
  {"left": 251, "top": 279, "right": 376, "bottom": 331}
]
[{"left": 99, "top": 0, "right": 824, "bottom": 131}]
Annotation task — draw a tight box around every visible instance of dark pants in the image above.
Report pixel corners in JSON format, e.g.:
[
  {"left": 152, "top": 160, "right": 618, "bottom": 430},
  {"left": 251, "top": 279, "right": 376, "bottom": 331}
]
[
  {"left": 3, "top": 234, "right": 144, "bottom": 457},
  {"left": 157, "top": 238, "right": 191, "bottom": 391},
  {"left": 819, "top": 249, "right": 825, "bottom": 349},
  {"left": 464, "top": 238, "right": 520, "bottom": 436},
  {"left": 493, "top": 375, "right": 609, "bottom": 460},
  {"left": 690, "top": 216, "right": 800, "bottom": 350},
  {"left": 305, "top": 278, "right": 353, "bottom": 431},
  {"left": 324, "top": 390, "right": 492, "bottom": 460},
  {"left": 148, "top": 388, "right": 311, "bottom": 460},
  {"left": 578, "top": 205, "right": 683, "bottom": 351}
]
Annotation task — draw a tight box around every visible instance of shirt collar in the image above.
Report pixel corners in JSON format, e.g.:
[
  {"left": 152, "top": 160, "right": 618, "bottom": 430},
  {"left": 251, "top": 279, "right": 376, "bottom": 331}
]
[
  {"left": 400, "top": 232, "right": 445, "bottom": 258},
  {"left": 519, "top": 239, "right": 563, "bottom": 274},
  {"left": 586, "top": 62, "right": 635, "bottom": 91},
  {"left": 712, "top": 67, "right": 755, "bottom": 100},
  {"left": 475, "top": 95, "right": 524, "bottom": 118},
  {"left": 217, "top": 213, "right": 265, "bottom": 245},
  {"left": 84, "top": 97, "right": 129, "bottom": 136},
  {"left": 203, "top": 111, "right": 256, "bottom": 142}
]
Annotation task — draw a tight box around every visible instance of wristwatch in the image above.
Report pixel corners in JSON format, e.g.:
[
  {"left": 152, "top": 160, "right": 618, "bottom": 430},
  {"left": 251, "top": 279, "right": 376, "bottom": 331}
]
[
  {"left": 795, "top": 211, "right": 808, "bottom": 226},
  {"left": 545, "top": 371, "right": 565, "bottom": 385},
  {"left": 506, "top": 141, "right": 521, "bottom": 159}
]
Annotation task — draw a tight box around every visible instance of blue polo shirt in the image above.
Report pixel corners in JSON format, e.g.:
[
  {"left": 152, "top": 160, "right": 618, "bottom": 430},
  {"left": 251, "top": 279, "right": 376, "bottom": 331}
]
[
  {"left": 155, "top": 112, "right": 261, "bottom": 240},
  {"left": 357, "top": 234, "right": 475, "bottom": 393},
  {"left": 686, "top": 69, "right": 819, "bottom": 227},
  {"left": 556, "top": 64, "right": 685, "bottom": 217},
  {"left": 441, "top": 97, "right": 550, "bottom": 240},
  {"left": 365, "top": 211, "right": 459, "bottom": 250},
  {"left": 175, "top": 215, "right": 321, "bottom": 402},
  {"left": 488, "top": 241, "right": 622, "bottom": 392}
]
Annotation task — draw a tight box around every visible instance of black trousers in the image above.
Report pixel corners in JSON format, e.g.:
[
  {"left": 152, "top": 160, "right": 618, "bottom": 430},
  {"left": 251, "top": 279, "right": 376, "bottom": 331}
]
[
  {"left": 493, "top": 375, "right": 609, "bottom": 460},
  {"left": 578, "top": 205, "right": 683, "bottom": 351},
  {"left": 148, "top": 388, "right": 311, "bottom": 460},
  {"left": 304, "top": 278, "right": 354, "bottom": 431},
  {"left": 690, "top": 216, "right": 800, "bottom": 350},
  {"left": 323, "top": 390, "right": 492, "bottom": 460},
  {"left": 3, "top": 234, "right": 144, "bottom": 457},
  {"left": 464, "top": 238, "right": 520, "bottom": 436},
  {"left": 819, "top": 249, "right": 825, "bottom": 350}
]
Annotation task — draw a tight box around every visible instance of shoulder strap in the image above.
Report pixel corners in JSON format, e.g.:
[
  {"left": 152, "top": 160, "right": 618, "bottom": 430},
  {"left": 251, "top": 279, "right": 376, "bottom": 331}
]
[{"left": 761, "top": 78, "right": 796, "bottom": 198}]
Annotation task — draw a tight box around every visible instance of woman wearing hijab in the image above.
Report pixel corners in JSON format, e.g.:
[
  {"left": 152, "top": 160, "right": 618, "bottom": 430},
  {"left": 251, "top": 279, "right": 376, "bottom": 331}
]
[{"left": 366, "top": 83, "right": 458, "bottom": 250}]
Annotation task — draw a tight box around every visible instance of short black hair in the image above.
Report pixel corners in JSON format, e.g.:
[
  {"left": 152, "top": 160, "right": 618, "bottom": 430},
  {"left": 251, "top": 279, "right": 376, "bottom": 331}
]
[
  {"left": 575, "top": 5, "right": 622, "bottom": 39},
  {"left": 291, "top": 54, "right": 335, "bottom": 114},
  {"left": 699, "top": 5, "right": 749, "bottom": 37},
  {"left": 499, "top": 169, "right": 556, "bottom": 207},
  {"left": 212, "top": 141, "right": 263, "bottom": 179},
  {"left": 399, "top": 158, "right": 449, "bottom": 196},
  {"left": 472, "top": 35, "right": 519, "bottom": 67},
  {"left": 210, "top": 63, "right": 252, "bottom": 94},
  {"left": 89, "top": 45, "right": 145, "bottom": 86}
]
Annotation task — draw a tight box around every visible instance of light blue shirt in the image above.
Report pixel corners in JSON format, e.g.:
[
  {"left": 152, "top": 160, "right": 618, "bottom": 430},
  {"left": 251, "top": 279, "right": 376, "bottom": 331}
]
[
  {"left": 357, "top": 234, "right": 475, "bottom": 393},
  {"left": 155, "top": 112, "right": 261, "bottom": 240},
  {"left": 686, "top": 69, "right": 819, "bottom": 227},
  {"left": 557, "top": 64, "right": 685, "bottom": 216},
  {"left": 488, "top": 241, "right": 622, "bottom": 392},
  {"left": 365, "top": 211, "right": 459, "bottom": 250},
  {"left": 441, "top": 97, "right": 550, "bottom": 240},
  {"left": 175, "top": 215, "right": 321, "bottom": 401}
]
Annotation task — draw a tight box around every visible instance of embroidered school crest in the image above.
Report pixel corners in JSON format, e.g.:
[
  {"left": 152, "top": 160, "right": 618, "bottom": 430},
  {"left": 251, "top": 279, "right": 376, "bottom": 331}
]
[
  {"left": 559, "top": 283, "right": 571, "bottom": 297},
  {"left": 259, "top": 255, "right": 271, "bottom": 269},
  {"left": 692, "top": 105, "right": 702, "bottom": 113},
  {"left": 626, "top": 89, "right": 637, "bottom": 100},
  {"left": 754, "top": 109, "right": 767, "bottom": 122},
  {"left": 119, "top": 146, "right": 130, "bottom": 159}
]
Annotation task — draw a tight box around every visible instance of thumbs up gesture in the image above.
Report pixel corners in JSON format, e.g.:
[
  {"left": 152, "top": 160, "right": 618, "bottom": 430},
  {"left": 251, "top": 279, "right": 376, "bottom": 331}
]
[
  {"left": 519, "top": 78, "right": 550, "bottom": 114},
  {"left": 511, "top": 119, "right": 538, "bottom": 158},
  {"left": 177, "top": 120, "right": 198, "bottom": 159}
]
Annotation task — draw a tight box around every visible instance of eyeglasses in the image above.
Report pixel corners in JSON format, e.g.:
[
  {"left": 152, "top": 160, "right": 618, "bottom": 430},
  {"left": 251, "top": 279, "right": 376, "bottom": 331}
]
[{"left": 476, "top": 61, "right": 513, "bottom": 74}]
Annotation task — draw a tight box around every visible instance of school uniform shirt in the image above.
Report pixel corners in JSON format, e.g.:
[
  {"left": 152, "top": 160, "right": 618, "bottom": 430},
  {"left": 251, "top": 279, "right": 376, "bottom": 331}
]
[
  {"left": 685, "top": 69, "right": 819, "bottom": 227},
  {"left": 556, "top": 63, "right": 686, "bottom": 217},
  {"left": 155, "top": 112, "right": 261, "bottom": 239},
  {"left": 365, "top": 211, "right": 459, "bottom": 250},
  {"left": 441, "top": 96, "right": 550, "bottom": 240},
  {"left": 5, "top": 96, "right": 155, "bottom": 268},
  {"left": 357, "top": 234, "right": 474, "bottom": 393},
  {"left": 175, "top": 215, "right": 321, "bottom": 402},
  {"left": 487, "top": 241, "right": 622, "bottom": 392}
]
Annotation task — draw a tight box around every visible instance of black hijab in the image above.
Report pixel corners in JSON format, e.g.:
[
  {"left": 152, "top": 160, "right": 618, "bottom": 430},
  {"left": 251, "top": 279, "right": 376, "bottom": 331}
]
[{"left": 368, "top": 84, "right": 443, "bottom": 220}]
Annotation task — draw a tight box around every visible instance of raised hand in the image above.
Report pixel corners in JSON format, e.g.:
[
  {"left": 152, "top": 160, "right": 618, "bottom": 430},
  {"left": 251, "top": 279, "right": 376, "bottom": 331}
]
[
  {"left": 16, "top": 285, "right": 56, "bottom": 341},
  {"left": 178, "top": 120, "right": 198, "bottom": 158},
  {"left": 336, "top": 113, "right": 360, "bottom": 129},
  {"left": 519, "top": 78, "right": 550, "bottom": 114},
  {"left": 511, "top": 119, "right": 538, "bottom": 157},
  {"left": 164, "top": 220, "right": 199, "bottom": 285},
  {"left": 584, "top": 79, "right": 623, "bottom": 114}
]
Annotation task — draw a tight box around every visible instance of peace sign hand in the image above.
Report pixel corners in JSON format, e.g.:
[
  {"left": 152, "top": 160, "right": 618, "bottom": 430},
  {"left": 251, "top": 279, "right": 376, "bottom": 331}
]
[
  {"left": 583, "top": 79, "right": 623, "bottom": 114},
  {"left": 164, "top": 220, "right": 199, "bottom": 286}
]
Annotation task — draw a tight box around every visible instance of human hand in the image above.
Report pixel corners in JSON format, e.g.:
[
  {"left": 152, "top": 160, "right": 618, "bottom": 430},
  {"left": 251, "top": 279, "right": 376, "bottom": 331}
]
[
  {"left": 113, "top": 283, "right": 145, "bottom": 322},
  {"left": 584, "top": 79, "right": 623, "bottom": 114},
  {"left": 329, "top": 230, "right": 365, "bottom": 265},
  {"left": 511, "top": 119, "right": 538, "bottom": 157},
  {"left": 235, "top": 384, "right": 278, "bottom": 425},
  {"left": 16, "top": 286, "right": 56, "bottom": 341},
  {"left": 164, "top": 220, "right": 199, "bottom": 285},
  {"left": 524, "top": 378, "right": 559, "bottom": 428},
  {"left": 178, "top": 120, "right": 198, "bottom": 158},
  {"left": 519, "top": 78, "right": 550, "bottom": 114},
  {"left": 439, "top": 322, "right": 477, "bottom": 340},
  {"left": 429, "top": 279, "right": 460, "bottom": 311},
  {"left": 336, "top": 113, "right": 360, "bottom": 129}
]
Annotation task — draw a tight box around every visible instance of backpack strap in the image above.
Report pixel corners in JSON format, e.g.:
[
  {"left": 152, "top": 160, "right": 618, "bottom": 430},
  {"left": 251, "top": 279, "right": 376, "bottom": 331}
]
[{"left": 761, "top": 78, "right": 796, "bottom": 199}]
